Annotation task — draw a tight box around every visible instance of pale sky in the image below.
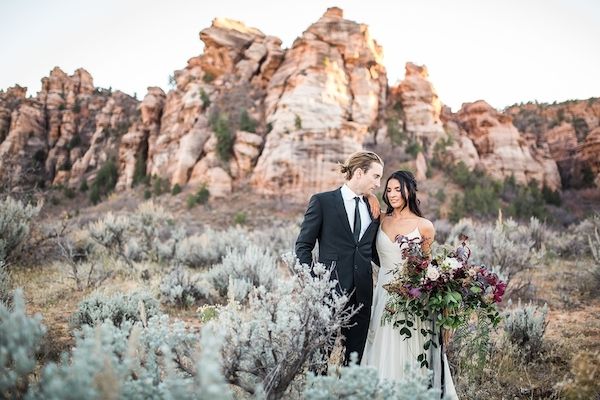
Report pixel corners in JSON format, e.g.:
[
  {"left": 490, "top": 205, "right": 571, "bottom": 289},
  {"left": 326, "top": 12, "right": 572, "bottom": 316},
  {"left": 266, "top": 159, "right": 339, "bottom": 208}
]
[{"left": 1, "top": 0, "right": 599, "bottom": 111}]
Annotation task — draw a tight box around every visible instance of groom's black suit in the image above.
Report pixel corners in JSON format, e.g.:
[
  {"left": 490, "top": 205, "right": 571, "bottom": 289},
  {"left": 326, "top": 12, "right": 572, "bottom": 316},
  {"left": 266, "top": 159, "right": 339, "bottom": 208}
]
[{"left": 296, "top": 187, "right": 379, "bottom": 364}]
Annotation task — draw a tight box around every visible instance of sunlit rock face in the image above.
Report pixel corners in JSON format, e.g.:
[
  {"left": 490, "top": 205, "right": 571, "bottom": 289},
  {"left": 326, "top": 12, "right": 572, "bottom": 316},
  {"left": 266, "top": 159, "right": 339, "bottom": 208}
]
[
  {"left": 251, "top": 7, "right": 387, "bottom": 196},
  {"left": 456, "top": 100, "right": 561, "bottom": 190}
]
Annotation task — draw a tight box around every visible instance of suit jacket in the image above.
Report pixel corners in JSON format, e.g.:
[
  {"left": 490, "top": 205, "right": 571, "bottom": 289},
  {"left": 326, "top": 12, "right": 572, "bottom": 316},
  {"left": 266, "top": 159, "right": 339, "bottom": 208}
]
[{"left": 295, "top": 188, "right": 380, "bottom": 308}]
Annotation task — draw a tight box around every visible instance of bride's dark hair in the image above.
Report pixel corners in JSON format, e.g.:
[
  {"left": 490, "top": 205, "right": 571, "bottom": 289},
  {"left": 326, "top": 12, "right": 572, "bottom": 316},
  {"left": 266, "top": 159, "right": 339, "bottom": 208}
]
[{"left": 382, "top": 170, "right": 423, "bottom": 217}]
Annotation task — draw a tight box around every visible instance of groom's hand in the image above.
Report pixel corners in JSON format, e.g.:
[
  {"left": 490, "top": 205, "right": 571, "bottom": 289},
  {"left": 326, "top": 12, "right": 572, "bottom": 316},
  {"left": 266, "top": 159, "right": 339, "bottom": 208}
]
[{"left": 366, "top": 194, "right": 381, "bottom": 220}]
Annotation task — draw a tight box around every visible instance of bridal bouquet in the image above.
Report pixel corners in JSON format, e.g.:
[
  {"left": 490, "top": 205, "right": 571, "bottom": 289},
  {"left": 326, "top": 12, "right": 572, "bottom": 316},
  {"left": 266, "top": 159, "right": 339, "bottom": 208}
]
[{"left": 381, "top": 234, "right": 506, "bottom": 368}]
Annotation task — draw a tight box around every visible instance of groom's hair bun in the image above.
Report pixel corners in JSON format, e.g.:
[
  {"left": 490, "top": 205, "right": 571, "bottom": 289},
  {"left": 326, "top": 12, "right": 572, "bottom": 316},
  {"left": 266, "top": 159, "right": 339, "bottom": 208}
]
[{"left": 339, "top": 151, "right": 384, "bottom": 180}]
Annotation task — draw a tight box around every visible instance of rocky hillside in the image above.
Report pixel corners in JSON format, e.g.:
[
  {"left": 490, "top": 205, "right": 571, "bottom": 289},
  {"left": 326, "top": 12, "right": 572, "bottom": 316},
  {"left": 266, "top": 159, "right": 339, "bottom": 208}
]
[
  {"left": 505, "top": 99, "right": 600, "bottom": 188},
  {"left": 0, "top": 7, "right": 598, "bottom": 200}
]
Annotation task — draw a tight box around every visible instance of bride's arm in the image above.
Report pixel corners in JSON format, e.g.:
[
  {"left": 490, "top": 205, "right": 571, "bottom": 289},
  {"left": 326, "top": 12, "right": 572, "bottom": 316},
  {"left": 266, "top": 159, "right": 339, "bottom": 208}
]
[{"left": 419, "top": 220, "right": 435, "bottom": 258}]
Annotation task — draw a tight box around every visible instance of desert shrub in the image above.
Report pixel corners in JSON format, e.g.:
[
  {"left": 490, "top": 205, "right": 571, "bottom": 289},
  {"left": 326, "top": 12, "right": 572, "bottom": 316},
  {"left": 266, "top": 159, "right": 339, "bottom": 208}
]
[
  {"left": 572, "top": 213, "right": 600, "bottom": 256},
  {"left": 304, "top": 357, "right": 440, "bottom": 399},
  {"left": 215, "top": 260, "right": 357, "bottom": 399},
  {"left": 0, "top": 289, "right": 46, "bottom": 398},
  {"left": 28, "top": 315, "right": 231, "bottom": 399},
  {"left": 131, "top": 149, "right": 148, "bottom": 187},
  {"left": 194, "top": 186, "right": 209, "bottom": 204},
  {"left": 558, "top": 351, "right": 600, "bottom": 400},
  {"left": 587, "top": 228, "right": 600, "bottom": 295},
  {"left": 87, "top": 202, "right": 173, "bottom": 265},
  {"left": 233, "top": 211, "right": 246, "bottom": 225},
  {"left": 295, "top": 114, "right": 302, "bottom": 130},
  {"left": 542, "top": 185, "right": 561, "bottom": 206},
  {"left": 503, "top": 300, "right": 548, "bottom": 361},
  {"left": 432, "top": 219, "right": 453, "bottom": 244},
  {"left": 88, "top": 212, "right": 131, "bottom": 265},
  {"left": 79, "top": 180, "right": 88, "bottom": 192},
  {"left": 151, "top": 175, "right": 170, "bottom": 196},
  {"left": 239, "top": 109, "right": 257, "bottom": 133},
  {"left": 129, "top": 201, "right": 172, "bottom": 262},
  {"left": 0, "top": 196, "right": 41, "bottom": 264},
  {"left": 0, "top": 262, "right": 10, "bottom": 306},
  {"left": 211, "top": 113, "right": 233, "bottom": 161},
  {"left": 387, "top": 117, "right": 407, "bottom": 146},
  {"left": 187, "top": 185, "right": 210, "bottom": 208},
  {"left": 89, "top": 159, "right": 118, "bottom": 204},
  {"left": 70, "top": 290, "right": 162, "bottom": 329},
  {"left": 448, "top": 218, "right": 538, "bottom": 284},
  {"left": 405, "top": 139, "right": 423, "bottom": 158},
  {"left": 503, "top": 179, "right": 547, "bottom": 220},
  {"left": 172, "top": 226, "right": 248, "bottom": 269},
  {"left": 200, "top": 89, "right": 211, "bottom": 109},
  {"left": 159, "top": 265, "right": 213, "bottom": 308},
  {"left": 202, "top": 245, "right": 278, "bottom": 303},
  {"left": 171, "top": 183, "right": 182, "bottom": 195}
]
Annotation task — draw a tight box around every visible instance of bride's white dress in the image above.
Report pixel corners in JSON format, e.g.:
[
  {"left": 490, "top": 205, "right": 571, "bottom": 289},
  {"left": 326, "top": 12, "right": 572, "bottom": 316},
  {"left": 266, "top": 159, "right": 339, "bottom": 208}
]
[{"left": 361, "top": 226, "right": 458, "bottom": 399}]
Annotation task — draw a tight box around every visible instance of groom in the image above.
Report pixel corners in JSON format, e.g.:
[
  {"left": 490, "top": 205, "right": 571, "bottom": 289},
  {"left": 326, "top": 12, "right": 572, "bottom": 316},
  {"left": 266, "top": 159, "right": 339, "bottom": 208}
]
[{"left": 295, "top": 150, "right": 383, "bottom": 365}]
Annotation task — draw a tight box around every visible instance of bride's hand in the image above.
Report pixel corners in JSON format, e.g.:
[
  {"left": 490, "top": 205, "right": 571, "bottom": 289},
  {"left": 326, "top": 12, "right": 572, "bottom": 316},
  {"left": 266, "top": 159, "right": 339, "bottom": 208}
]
[{"left": 366, "top": 194, "right": 381, "bottom": 220}]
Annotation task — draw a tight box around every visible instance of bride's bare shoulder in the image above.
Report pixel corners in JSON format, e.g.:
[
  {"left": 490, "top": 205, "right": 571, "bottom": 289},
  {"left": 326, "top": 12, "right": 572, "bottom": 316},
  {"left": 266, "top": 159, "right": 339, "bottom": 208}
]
[{"left": 416, "top": 217, "right": 435, "bottom": 235}]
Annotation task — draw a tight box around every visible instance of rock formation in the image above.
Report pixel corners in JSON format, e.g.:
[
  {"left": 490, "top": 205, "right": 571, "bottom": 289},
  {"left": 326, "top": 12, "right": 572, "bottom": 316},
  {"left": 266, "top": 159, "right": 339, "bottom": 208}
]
[{"left": 251, "top": 7, "right": 387, "bottom": 195}]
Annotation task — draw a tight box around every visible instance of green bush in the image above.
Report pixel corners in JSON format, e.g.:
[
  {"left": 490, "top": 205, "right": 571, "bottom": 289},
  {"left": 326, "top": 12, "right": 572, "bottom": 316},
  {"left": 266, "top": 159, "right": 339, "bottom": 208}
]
[
  {"left": 239, "top": 109, "right": 257, "bottom": 133},
  {"left": 203, "top": 71, "right": 215, "bottom": 83},
  {"left": 79, "top": 180, "right": 88, "bottom": 192},
  {"left": 187, "top": 185, "right": 210, "bottom": 208},
  {"left": 387, "top": 117, "right": 407, "bottom": 146},
  {"left": 572, "top": 117, "right": 590, "bottom": 141},
  {"left": 542, "top": 185, "right": 561, "bottom": 206},
  {"left": 171, "top": 183, "right": 182, "bottom": 195},
  {"left": 233, "top": 212, "right": 247, "bottom": 225},
  {"left": 200, "top": 89, "right": 211, "bottom": 109},
  {"left": 295, "top": 114, "right": 302, "bottom": 130},
  {"left": 405, "top": 139, "right": 423, "bottom": 158},
  {"left": 152, "top": 176, "right": 170, "bottom": 197},
  {"left": 66, "top": 135, "right": 82, "bottom": 150},
  {"left": 211, "top": 113, "right": 233, "bottom": 161},
  {"left": 89, "top": 159, "right": 118, "bottom": 205},
  {"left": 131, "top": 149, "right": 147, "bottom": 187}
]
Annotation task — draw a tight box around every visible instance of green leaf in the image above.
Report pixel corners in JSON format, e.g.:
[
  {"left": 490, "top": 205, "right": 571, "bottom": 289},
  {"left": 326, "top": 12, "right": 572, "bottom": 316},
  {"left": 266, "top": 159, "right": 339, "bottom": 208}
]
[
  {"left": 399, "top": 327, "right": 412, "bottom": 338},
  {"left": 470, "top": 286, "right": 482, "bottom": 294}
]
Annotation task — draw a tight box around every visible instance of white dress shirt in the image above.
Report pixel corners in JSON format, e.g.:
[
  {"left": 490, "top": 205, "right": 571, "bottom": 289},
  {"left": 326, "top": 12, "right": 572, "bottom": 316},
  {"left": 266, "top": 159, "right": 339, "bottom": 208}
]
[{"left": 340, "top": 184, "right": 372, "bottom": 240}]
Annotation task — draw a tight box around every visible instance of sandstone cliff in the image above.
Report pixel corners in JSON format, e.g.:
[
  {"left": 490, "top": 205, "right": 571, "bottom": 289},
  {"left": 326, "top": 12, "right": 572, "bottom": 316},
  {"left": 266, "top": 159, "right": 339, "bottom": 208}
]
[{"left": 1, "top": 8, "right": 598, "bottom": 199}]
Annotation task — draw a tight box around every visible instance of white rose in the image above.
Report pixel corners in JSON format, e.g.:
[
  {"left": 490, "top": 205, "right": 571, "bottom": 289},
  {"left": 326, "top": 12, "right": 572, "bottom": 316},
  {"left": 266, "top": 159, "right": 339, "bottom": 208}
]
[
  {"left": 426, "top": 266, "right": 440, "bottom": 281},
  {"left": 448, "top": 258, "right": 462, "bottom": 270}
]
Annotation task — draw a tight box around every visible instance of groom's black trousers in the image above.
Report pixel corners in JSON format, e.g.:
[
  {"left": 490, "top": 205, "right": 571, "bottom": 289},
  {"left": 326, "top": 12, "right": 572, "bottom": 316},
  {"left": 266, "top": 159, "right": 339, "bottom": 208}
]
[{"left": 341, "top": 291, "right": 371, "bottom": 365}]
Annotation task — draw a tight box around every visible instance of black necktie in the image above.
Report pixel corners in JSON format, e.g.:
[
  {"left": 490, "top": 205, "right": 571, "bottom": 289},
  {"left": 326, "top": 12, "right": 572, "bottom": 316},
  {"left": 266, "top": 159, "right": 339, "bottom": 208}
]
[{"left": 353, "top": 196, "right": 361, "bottom": 243}]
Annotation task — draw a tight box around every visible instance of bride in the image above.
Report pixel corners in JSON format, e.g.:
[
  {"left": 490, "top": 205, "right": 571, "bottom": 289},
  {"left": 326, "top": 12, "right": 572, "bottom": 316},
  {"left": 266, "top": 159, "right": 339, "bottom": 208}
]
[{"left": 361, "top": 170, "right": 458, "bottom": 399}]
